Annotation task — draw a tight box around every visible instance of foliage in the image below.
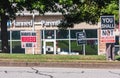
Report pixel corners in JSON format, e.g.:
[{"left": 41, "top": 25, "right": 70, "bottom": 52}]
[
  {"left": 59, "top": 0, "right": 118, "bottom": 25},
  {"left": 0, "top": 0, "right": 118, "bottom": 23}
]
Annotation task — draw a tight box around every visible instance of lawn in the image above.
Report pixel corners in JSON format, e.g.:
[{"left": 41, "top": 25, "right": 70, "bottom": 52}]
[
  {"left": 0, "top": 54, "right": 107, "bottom": 62},
  {"left": 0, "top": 53, "right": 119, "bottom": 63}
]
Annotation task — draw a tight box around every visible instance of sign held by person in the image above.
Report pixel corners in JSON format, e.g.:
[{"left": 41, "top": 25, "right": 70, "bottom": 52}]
[{"left": 100, "top": 15, "right": 115, "bottom": 43}]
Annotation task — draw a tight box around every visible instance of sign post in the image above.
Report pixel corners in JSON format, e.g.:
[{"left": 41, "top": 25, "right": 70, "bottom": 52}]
[
  {"left": 100, "top": 15, "right": 115, "bottom": 61},
  {"left": 76, "top": 31, "right": 86, "bottom": 55}
]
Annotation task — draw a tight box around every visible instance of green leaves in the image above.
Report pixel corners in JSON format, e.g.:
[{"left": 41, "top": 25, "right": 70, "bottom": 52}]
[
  {"left": 59, "top": 0, "right": 73, "bottom": 5},
  {"left": 9, "top": 0, "right": 25, "bottom": 3},
  {"left": 0, "top": 0, "right": 118, "bottom": 25},
  {"left": 32, "top": 1, "right": 45, "bottom": 13},
  {"left": 61, "top": 0, "right": 118, "bottom": 24}
]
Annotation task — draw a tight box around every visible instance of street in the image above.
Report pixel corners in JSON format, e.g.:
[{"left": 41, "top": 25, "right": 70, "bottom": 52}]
[{"left": 0, "top": 67, "right": 119, "bottom": 78}]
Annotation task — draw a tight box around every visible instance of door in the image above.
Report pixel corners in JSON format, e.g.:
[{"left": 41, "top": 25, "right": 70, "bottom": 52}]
[{"left": 43, "top": 40, "right": 56, "bottom": 54}]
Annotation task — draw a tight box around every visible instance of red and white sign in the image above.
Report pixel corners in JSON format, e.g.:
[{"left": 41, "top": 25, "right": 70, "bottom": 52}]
[
  {"left": 100, "top": 29, "right": 115, "bottom": 43},
  {"left": 21, "top": 37, "right": 36, "bottom": 42},
  {"left": 21, "top": 31, "right": 37, "bottom": 48}
]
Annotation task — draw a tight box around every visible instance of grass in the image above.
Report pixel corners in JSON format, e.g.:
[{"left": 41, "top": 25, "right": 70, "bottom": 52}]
[
  {"left": 0, "top": 53, "right": 108, "bottom": 62},
  {"left": 0, "top": 53, "right": 119, "bottom": 63}
]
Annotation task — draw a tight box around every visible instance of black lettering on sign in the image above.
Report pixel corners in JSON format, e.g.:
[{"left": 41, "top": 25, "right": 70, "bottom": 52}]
[
  {"left": 26, "top": 43, "right": 32, "bottom": 47},
  {"left": 101, "top": 16, "right": 115, "bottom": 29}
]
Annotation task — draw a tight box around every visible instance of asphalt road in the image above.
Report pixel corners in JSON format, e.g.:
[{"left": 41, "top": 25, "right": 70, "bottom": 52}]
[{"left": 0, "top": 67, "right": 119, "bottom": 78}]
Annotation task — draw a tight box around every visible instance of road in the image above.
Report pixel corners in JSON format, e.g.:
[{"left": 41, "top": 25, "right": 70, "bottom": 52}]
[{"left": 0, "top": 67, "right": 119, "bottom": 78}]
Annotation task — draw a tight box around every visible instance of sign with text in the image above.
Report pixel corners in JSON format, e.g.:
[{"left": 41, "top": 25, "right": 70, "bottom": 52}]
[
  {"left": 76, "top": 32, "right": 86, "bottom": 45},
  {"left": 101, "top": 16, "right": 115, "bottom": 29},
  {"left": 100, "top": 16, "right": 115, "bottom": 43},
  {"left": 21, "top": 31, "right": 37, "bottom": 48}
]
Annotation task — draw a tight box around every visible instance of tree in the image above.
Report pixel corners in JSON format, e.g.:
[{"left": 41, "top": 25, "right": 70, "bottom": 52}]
[
  {"left": 58, "top": 0, "right": 118, "bottom": 26},
  {"left": 0, "top": 0, "right": 118, "bottom": 53}
]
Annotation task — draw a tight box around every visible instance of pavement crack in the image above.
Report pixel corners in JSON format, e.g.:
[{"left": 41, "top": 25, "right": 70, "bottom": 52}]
[
  {"left": 109, "top": 71, "right": 120, "bottom": 76},
  {"left": 31, "top": 67, "right": 54, "bottom": 78},
  {"left": 4, "top": 71, "right": 7, "bottom": 73}
]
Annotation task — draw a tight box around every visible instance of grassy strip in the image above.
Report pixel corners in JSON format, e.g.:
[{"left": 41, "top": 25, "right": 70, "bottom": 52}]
[
  {"left": 0, "top": 53, "right": 107, "bottom": 62},
  {"left": 0, "top": 53, "right": 120, "bottom": 63}
]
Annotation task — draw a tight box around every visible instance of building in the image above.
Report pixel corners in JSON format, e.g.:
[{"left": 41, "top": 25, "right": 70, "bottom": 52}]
[{"left": 5, "top": 11, "right": 119, "bottom": 55}]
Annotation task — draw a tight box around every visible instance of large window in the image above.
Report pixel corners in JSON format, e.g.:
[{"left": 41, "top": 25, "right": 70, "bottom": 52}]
[
  {"left": 12, "top": 41, "right": 24, "bottom": 53},
  {"left": 85, "top": 40, "right": 98, "bottom": 55},
  {"left": 85, "top": 29, "right": 97, "bottom": 38},
  {"left": 56, "top": 40, "right": 69, "bottom": 54},
  {"left": 45, "top": 30, "right": 54, "bottom": 39},
  {"left": 71, "top": 40, "right": 83, "bottom": 54},
  {"left": 12, "top": 31, "right": 20, "bottom": 40},
  {"left": 70, "top": 30, "right": 82, "bottom": 38},
  {"left": 41, "top": 29, "right": 98, "bottom": 55},
  {"left": 56, "top": 30, "right": 69, "bottom": 39},
  {"left": 11, "top": 31, "right": 25, "bottom": 53}
]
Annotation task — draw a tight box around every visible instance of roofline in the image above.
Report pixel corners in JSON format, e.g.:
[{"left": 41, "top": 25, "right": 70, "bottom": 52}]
[{"left": 16, "top": 12, "right": 62, "bottom": 16}]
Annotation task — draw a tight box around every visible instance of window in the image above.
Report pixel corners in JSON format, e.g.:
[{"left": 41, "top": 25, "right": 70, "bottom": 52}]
[
  {"left": 45, "top": 30, "right": 54, "bottom": 39},
  {"left": 56, "top": 30, "right": 69, "bottom": 39},
  {"left": 70, "top": 30, "right": 82, "bottom": 38},
  {"left": 12, "top": 41, "right": 24, "bottom": 53},
  {"left": 85, "top": 29, "right": 97, "bottom": 38},
  {"left": 12, "top": 31, "right": 20, "bottom": 40}
]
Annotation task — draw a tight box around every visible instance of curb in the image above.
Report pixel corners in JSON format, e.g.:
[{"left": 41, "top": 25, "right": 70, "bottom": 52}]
[{"left": 0, "top": 61, "right": 120, "bottom": 68}]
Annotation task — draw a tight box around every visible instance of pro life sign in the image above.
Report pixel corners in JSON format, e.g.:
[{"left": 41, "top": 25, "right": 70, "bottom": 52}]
[
  {"left": 100, "top": 16, "right": 115, "bottom": 43},
  {"left": 21, "top": 31, "right": 37, "bottom": 48}
]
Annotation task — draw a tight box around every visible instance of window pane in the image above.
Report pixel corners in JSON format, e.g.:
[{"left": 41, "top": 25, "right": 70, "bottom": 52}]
[
  {"left": 12, "top": 31, "right": 20, "bottom": 40},
  {"left": 70, "top": 30, "right": 82, "bottom": 38},
  {"left": 56, "top": 30, "right": 69, "bottom": 39},
  {"left": 85, "top": 40, "right": 98, "bottom": 55},
  {"left": 56, "top": 40, "right": 69, "bottom": 54},
  {"left": 71, "top": 40, "right": 82, "bottom": 54},
  {"left": 85, "top": 29, "right": 97, "bottom": 38},
  {"left": 12, "top": 41, "right": 25, "bottom": 53},
  {"left": 45, "top": 30, "right": 54, "bottom": 39}
]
